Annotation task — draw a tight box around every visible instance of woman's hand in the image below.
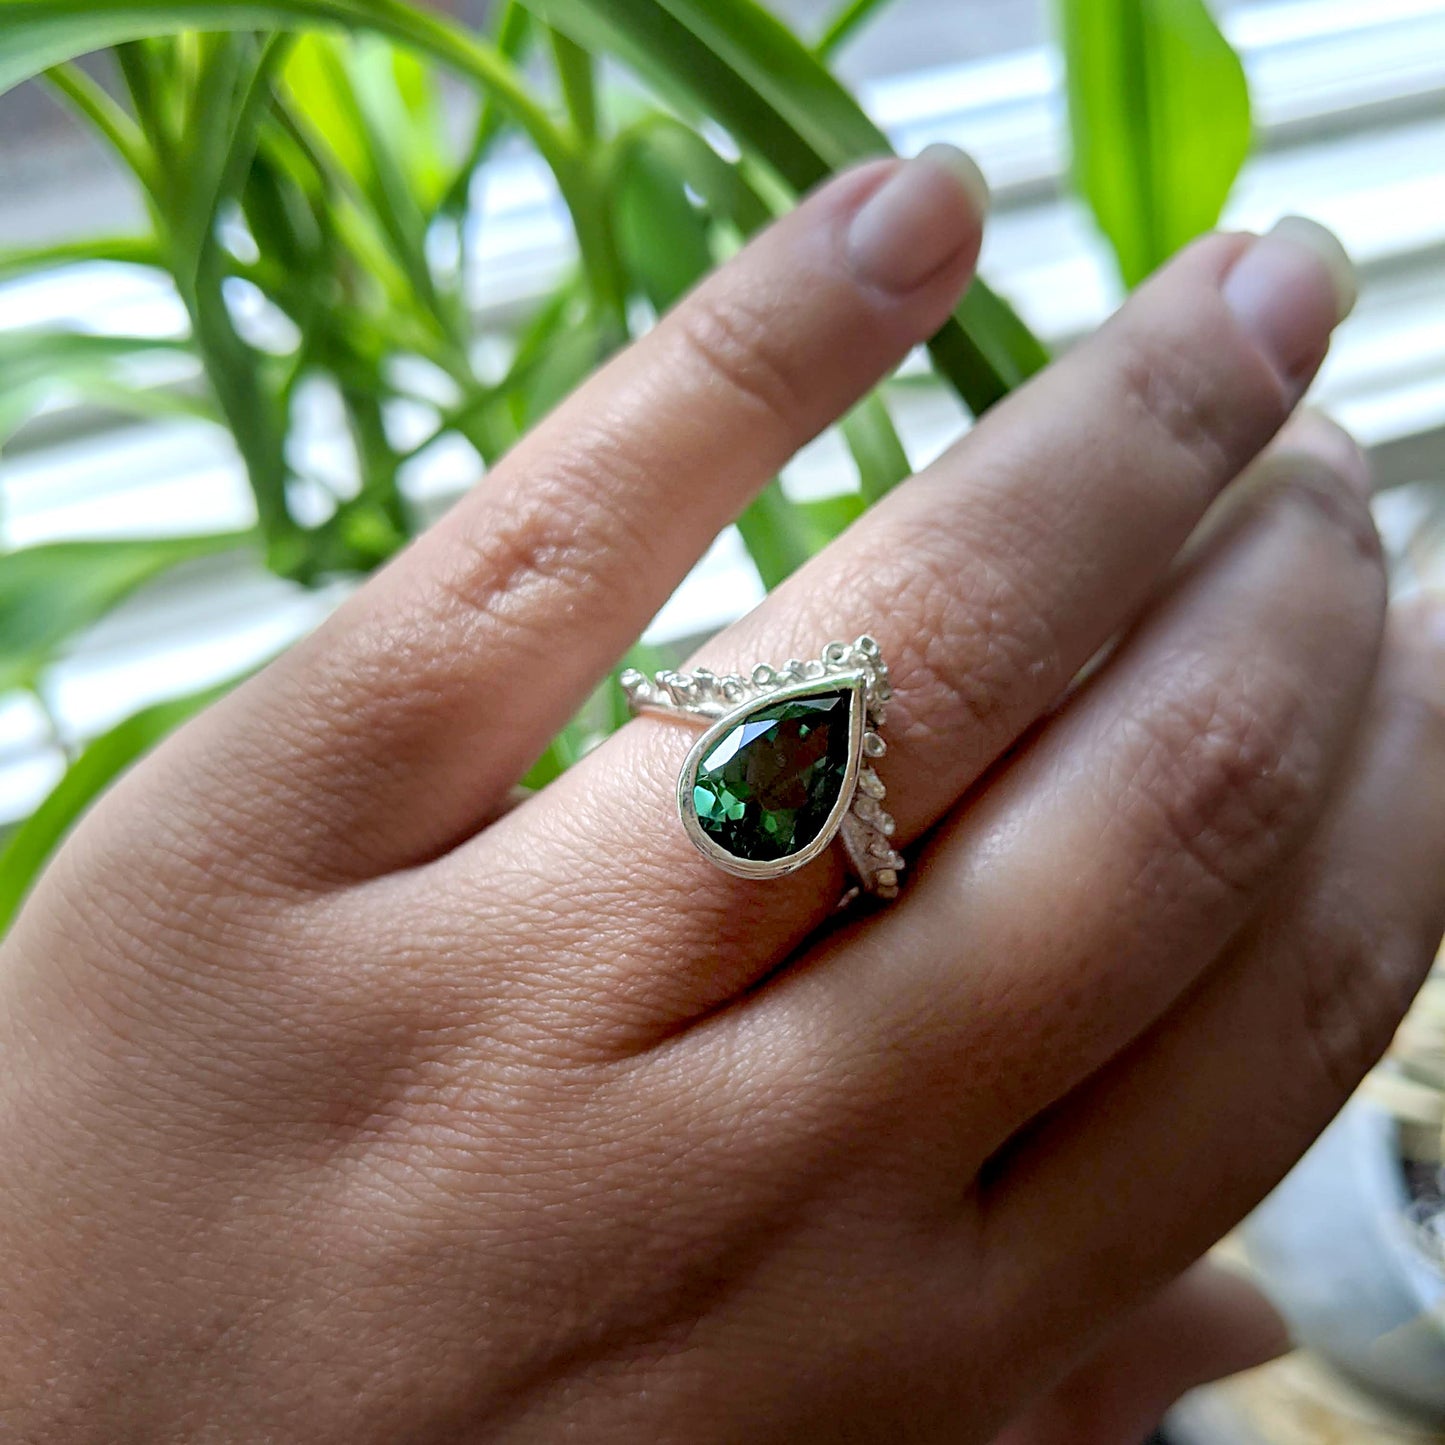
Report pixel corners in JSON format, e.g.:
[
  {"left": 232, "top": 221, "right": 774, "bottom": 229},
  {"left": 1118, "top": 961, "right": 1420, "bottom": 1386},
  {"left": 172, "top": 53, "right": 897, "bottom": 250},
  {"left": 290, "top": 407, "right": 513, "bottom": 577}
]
[{"left": 3, "top": 148, "right": 1442, "bottom": 1444}]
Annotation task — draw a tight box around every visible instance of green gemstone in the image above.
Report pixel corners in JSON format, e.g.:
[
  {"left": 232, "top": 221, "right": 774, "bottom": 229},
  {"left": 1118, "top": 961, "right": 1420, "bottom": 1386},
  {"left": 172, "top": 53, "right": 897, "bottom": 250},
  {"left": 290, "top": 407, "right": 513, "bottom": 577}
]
[{"left": 690, "top": 689, "right": 855, "bottom": 863}]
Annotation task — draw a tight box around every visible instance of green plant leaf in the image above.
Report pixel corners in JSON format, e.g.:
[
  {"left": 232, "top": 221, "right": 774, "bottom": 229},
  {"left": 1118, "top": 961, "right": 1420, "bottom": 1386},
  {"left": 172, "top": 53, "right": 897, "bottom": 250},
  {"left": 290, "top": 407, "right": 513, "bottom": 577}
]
[
  {"left": 436, "top": 0, "right": 533, "bottom": 220},
  {"left": 519, "top": 727, "right": 587, "bottom": 790},
  {"left": 0, "top": 0, "right": 636, "bottom": 360},
  {"left": 736, "top": 480, "right": 819, "bottom": 589},
  {"left": 0, "top": 235, "right": 163, "bottom": 282},
  {"left": 1058, "top": 0, "right": 1251, "bottom": 287},
  {"left": 84, "top": 39, "right": 302, "bottom": 568},
  {"left": 526, "top": 0, "right": 880, "bottom": 173},
  {"left": 514, "top": 323, "right": 612, "bottom": 429},
  {"left": 522, "top": 0, "right": 1048, "bottom": 413},
  {"left": 660, "top": 119, "right": 767, "bottom": 227},
  {"left": 169, "top": 33, "right": 292, "bottom": 288},
  {"left": 797, "top": 489, "right": 865, "bottom": 539},
  {"left": 737, "top": 482, "right": 876, "bottom": 587},
  {"left": 416, "top": 282, "right": 595, "bottom": 461},
  {"left": 521, "top": 639, "right": 680, "bottom": 788},
  {"left": 0, "top": 3, "right": 573, "bottom": 192},
  {"left": 3, "top": 374, "right": 220, "bottom": 442},
  {"left": 0, "top": 0, "right": 1048, "bottom": 412},
  {"left": 840, "top": 392, "right": 909, "bottom": 503},
  {"left": 44, "top": 61, "right": 152, "bottom": 177},
  {"left": 0, "top": 533, "right": 247, "bottom": 694},
  {"left": 251, "top": 107, "right": 422, "bottom": 333},
  {"left": 0, "top": 328, "right": 202, "bottom": 444},
  {"left": 0, "top": 676, "right": 239, "bottom": 933},
  {"left": 0, "top": 329, "right": 188, "bottom": 395},
  {"left": 283, "top": 32, "right": 448, "bottom": 269},
  {"left": 613, "top": 125, "right": 715, "bottom": 311},
  {"left": 814, "top": 0, "right": 895, "bottom": 60},
  {"left": 549, "top": 25, "right": 597, "bottom": 140},
  {"left": 379, "top": 42, "right": 452, "bottom": 207}
]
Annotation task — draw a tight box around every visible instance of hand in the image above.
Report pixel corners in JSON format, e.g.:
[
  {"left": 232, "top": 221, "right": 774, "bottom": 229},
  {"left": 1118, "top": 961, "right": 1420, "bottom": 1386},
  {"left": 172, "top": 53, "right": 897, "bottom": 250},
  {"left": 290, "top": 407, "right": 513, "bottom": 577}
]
[{"left": 3, "top": 147, "right": 1441, "bottom": 1444}]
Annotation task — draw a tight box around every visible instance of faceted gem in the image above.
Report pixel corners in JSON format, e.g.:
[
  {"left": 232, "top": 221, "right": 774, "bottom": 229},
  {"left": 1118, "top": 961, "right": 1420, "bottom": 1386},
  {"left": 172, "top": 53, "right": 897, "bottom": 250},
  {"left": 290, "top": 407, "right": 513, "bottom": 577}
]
[{"left": 690, "top": 689, "right": 856, "bottom": 863}]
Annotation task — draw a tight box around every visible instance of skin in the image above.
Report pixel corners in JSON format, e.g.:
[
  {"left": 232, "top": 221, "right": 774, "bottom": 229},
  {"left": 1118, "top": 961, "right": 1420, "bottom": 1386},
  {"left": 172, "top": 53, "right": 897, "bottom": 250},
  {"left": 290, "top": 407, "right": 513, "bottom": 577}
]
[{"left": 2, "top": 151, "right": 1443, "bottom": 1444}]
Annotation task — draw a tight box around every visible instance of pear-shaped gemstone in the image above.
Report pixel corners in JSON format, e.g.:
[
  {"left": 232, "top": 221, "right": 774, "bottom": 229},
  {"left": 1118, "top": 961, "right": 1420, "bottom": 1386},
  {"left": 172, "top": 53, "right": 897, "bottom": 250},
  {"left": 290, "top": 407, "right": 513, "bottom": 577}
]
[{"left": 690, "top": 688, "right": 856, "bottom": 863}]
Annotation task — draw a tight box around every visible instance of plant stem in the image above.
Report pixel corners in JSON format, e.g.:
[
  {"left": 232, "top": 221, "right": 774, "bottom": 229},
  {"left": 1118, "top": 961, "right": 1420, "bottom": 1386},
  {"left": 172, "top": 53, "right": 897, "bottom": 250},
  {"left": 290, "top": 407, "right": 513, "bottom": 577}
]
[
  {"left": 840, "top": 393, "right": 910, "bottom": 504},
  {"left": 343, "top": 385, "right": 409, "bottom": 538},
  {"left": 0, "top": 236, "right": 163, "bottom": 281},
  {"left": 436, "top": 0, "right": 533, "bottom": 223},
  {"left": 572, "top": 153, "right": 630, "bottom": 340},
  {"left": 183, "top": 252, "right": 299, "bottom": 571},
  {"left": 814, "top": 0, "right": 893, "bottom": 60},
  {"left": 43, "top": 64, "right": 151, "bottom": 180},
  {"left": 736, "top": 481, "right": 816, "bottom": 589},
  {"left": 549, "top": 26, "right": 597, "bottom": 141}
]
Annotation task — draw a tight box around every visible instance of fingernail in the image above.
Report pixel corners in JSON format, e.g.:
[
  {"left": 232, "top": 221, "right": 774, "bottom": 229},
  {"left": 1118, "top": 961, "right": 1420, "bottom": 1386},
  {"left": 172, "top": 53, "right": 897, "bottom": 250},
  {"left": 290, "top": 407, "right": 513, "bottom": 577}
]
[
  {"left": 1276, "top": 408, "right": 1372, "bottom": 497},
  {"left": 846, "top": 144, "right": 990, "bottom": 294},
  {"left": 1222, "top": 217, "right": 1356, "bottom": 393}
]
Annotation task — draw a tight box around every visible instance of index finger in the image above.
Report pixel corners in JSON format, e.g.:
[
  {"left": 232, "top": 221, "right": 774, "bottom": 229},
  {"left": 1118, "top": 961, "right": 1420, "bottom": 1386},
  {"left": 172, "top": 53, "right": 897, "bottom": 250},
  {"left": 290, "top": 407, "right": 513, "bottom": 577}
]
[{"left": 109, "top": 149, "right": 989, "bottom": 888}]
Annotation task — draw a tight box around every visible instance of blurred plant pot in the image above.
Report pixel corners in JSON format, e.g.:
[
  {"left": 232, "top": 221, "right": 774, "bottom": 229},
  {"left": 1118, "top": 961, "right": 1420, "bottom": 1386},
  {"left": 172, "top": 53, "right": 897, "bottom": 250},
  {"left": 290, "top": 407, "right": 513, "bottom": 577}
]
[{"left": 1242, "top": 1082, "right": 1445, "bottom": 1422}]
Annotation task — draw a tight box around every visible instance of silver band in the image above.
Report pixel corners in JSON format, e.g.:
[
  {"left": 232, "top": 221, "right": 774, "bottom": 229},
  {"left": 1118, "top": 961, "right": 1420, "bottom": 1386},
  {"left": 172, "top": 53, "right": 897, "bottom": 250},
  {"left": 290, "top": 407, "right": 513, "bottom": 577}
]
[{"left": 622, "top": 636, "right": 903, "bottom": 901}]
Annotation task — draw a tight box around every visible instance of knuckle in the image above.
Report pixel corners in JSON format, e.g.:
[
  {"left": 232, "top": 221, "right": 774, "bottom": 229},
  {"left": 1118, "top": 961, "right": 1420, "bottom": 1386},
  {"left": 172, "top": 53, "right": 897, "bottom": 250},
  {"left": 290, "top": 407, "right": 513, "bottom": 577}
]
[
  {"left": 670, "top": 285, "right": 810, "bottom": 438},
  {"left": 874, "top": 510, "right": 1068, "bottom": 748},
  {"left": 305, "top": 517, "right": 591, "bottom": 749},
  {"left": 1111, "top": 324, "right": 1241, "bottom": 499},
  {"left": 348, "top": 452, "right": 658, "bottom": 717},
  {"left": 1252, "top": 457, "right": 1383, "bottom": 568},
  {"left": 1124, "top": 662, "right": 1320, "bottom": 898},
  {"left": 433, "top": 465, "right": 631, "bottom": 627}
]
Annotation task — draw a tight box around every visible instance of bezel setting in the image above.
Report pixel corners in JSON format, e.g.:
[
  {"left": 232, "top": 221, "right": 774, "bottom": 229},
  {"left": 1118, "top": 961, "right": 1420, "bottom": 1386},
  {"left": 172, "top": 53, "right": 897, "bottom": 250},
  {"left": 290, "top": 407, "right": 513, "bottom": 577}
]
[{"left": 621, "top": 636, "right": 901, "bottom": 900}]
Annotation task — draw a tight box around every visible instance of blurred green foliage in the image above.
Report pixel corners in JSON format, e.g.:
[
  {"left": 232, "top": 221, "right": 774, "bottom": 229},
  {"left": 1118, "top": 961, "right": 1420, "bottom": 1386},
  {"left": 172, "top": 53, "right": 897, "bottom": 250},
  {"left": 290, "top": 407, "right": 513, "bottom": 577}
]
[
  {"left": 0, "top": 0, "right": 1248, "bottom": 926},
  {"left": 1058, "top": 0, "right": 1251, "bottom": 287}
]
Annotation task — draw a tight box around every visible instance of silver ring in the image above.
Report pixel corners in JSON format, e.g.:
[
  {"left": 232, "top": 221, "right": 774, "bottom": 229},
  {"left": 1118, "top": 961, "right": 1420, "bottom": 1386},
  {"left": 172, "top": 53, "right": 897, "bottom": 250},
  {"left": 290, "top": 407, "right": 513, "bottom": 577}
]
[{"left": 621, "top": 636, "right": 902, "bottom": 901}]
